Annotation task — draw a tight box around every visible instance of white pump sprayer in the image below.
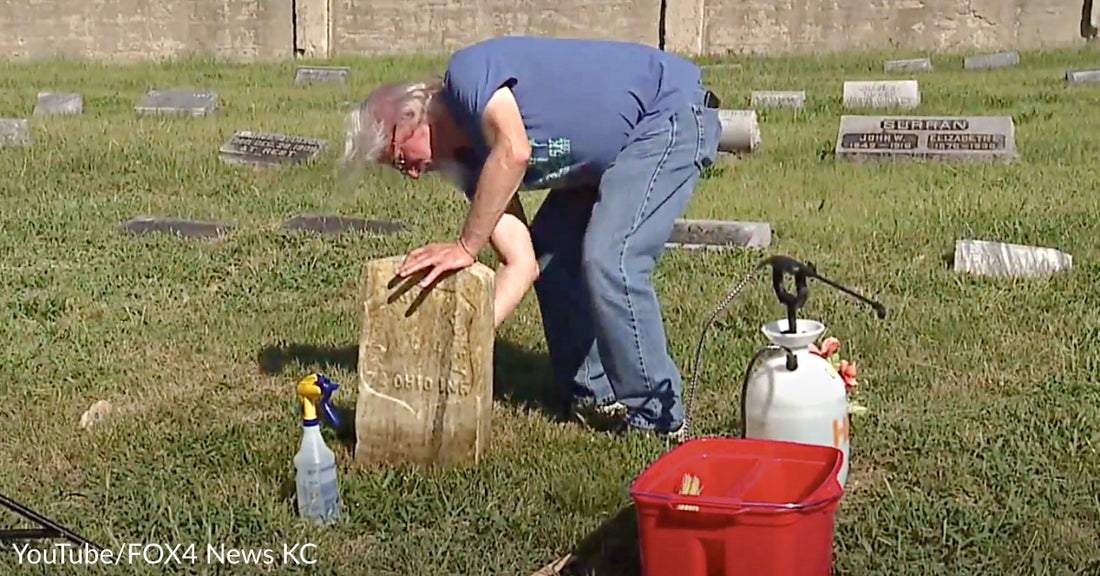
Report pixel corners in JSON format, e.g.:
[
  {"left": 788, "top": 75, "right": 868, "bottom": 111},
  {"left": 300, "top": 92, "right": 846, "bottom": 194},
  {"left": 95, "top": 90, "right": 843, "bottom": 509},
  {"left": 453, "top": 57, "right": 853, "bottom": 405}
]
[{"left": 682, "top": 255, "right": 887, "bottom": 489}]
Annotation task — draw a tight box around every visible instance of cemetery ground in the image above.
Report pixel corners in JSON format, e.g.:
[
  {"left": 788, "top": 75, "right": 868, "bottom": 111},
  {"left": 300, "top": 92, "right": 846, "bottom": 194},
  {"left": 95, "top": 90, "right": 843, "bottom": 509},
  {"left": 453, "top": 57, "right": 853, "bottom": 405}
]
[{"left": 1, "top": 45, "right": 1099, "bottom": 576}]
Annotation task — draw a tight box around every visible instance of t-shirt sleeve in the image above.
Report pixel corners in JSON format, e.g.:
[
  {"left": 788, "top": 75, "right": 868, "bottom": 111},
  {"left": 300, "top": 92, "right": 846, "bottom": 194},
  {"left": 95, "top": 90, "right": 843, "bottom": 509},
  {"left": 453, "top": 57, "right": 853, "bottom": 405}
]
[{"left": 443, "top": 45, "right": 518, "bottom": 140}]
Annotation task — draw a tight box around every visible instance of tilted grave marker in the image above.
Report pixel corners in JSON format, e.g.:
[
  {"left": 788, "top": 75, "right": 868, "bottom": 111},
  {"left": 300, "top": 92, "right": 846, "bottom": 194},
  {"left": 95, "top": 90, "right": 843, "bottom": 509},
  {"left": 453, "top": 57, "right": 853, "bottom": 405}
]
[
  {"left": 118, "top": 216, "right": 230, "bottom": 238},
  {"left": 964, "top": 52, "right": 1019, "bottom": 70},
  {"left": 842, "top": 81, "right": 920, "bottom": 109},
  {"left": 835, "top": 115, "right": 1016, "bottom": 163},
  {"left": 135, "top": 90, "right": 217, "bottom": 117},
  {"left": 750, "top": 91, "right": 805, "bottom": 108},
  {"left": 355, "top": 256, "right": 495, "bottom": 468},
  {"left": 0, "top": 119, "right": 30, "bottom": 146},
  {"left": 34, "top": 92, "right": 82, "bottom": 116},
  {"left": 1066, "top": 69, "right": 1100, "bottom": 84},
  {"left": 219, "top": 130, "right": 327, "bottom": 167},
  {"left": 884, "top": 58, "right": 933, "bottom": 73},
  {"left": 666, "top": 219, "right": 772, "bottom": 250},
  {"left": 295, "top": 66, "right": 350, "bottom": 85},
  {"left": 954, "top": 239, "right": 1072, "bottom": 278}
]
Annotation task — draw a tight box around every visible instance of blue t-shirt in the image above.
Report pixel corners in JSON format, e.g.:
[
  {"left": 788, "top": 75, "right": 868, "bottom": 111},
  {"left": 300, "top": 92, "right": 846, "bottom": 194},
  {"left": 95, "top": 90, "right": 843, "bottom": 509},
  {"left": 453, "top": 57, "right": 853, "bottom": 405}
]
[{"left": 441, "top": 36, "right": 703, "bottom": 197}]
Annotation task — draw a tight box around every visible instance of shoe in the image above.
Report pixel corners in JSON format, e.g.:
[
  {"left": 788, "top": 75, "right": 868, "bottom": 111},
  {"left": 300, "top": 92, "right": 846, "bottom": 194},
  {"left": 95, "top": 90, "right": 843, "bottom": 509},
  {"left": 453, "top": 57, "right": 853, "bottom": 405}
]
[{"left": 572, "top": 400, "right": 628, "bottom": 430}]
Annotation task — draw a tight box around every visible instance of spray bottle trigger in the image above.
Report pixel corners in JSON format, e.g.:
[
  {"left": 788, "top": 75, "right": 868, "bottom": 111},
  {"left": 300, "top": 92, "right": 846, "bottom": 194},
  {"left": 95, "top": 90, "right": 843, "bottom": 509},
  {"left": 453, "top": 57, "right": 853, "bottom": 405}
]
[{"left": 313, "top": 374, "right": 342, "bottom": 428}]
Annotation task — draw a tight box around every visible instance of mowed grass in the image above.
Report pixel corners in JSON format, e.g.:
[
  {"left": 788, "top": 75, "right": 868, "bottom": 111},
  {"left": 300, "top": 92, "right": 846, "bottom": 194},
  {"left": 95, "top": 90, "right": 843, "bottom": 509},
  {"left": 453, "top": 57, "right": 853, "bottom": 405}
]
[{"left": 1, "top": 44, "right": 1099, "bottom": 576}]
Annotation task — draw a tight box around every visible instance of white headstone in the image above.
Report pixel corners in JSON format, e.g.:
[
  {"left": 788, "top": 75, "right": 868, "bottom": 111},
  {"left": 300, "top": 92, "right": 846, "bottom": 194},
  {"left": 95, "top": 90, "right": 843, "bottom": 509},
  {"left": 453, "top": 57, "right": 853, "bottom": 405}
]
[
  {"left": 34, "top": 92, "right": 83, "bottom": 116},
  {"left": 842, "top": 81, "right": 920, "bottom": 109},
  {"left": 0, "top": 119, "right": 30, "bottom": 146},
  {"left": 964, "top": 52, "right": 1019, "bottom": 70},
  {"left": 750, "top": 91, "right": 805, "bottom": 108},
  {"left": 884, "top": 58, "right": 933, "bottom": 73},
  {"left": 1066, "top": 70, "right": 1100, "bottom": 84}
]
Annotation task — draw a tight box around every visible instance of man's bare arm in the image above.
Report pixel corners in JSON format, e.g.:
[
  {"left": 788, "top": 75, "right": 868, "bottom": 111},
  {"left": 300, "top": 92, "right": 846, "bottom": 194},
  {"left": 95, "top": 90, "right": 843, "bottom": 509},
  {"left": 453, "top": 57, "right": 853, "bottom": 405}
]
[
  {"left": 457, "top": 86, "right": 530, "bottom": 257},
  {"left": 488, "top": 195, "right": 539, "bottom": 327}
]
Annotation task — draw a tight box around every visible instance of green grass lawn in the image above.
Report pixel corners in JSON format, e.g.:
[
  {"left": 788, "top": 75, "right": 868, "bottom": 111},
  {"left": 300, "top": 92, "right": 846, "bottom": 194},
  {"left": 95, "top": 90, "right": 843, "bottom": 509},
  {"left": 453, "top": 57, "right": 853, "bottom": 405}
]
[{"left": 1, "top": 45, "right": 1099, "bottom": 575}]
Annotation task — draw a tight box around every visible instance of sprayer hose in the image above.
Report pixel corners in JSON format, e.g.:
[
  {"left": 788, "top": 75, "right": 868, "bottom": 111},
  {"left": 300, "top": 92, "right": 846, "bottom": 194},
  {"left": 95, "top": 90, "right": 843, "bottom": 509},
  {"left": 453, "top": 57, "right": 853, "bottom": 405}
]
[{"left": 681, "top": 263, "right": 764, "bottom": 440}]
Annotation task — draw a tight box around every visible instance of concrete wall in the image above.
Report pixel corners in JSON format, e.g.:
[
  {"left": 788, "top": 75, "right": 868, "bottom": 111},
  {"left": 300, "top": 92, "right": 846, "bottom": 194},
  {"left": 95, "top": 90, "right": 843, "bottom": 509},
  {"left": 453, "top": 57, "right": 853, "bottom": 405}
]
[
  {"left": 0, "top": 0, "right": 293, "bottom": 62},
  {"left": 0, "top": 0, "right": 1093, "bottom": 62}
]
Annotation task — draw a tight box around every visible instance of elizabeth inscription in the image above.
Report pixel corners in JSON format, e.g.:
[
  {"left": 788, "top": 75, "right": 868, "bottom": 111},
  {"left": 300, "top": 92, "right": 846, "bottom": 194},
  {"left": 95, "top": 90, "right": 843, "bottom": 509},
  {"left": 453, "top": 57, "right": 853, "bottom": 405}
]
[{"left": 836, "top": 116, "right": 1016, "bottom": 162}]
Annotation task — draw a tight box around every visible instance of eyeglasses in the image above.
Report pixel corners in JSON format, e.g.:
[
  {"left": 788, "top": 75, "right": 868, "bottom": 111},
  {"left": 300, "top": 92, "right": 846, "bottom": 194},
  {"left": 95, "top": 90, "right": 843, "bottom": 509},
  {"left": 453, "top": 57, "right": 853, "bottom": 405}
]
[{"left": 390, "top": 125, "right": 408, "bottom": 173}]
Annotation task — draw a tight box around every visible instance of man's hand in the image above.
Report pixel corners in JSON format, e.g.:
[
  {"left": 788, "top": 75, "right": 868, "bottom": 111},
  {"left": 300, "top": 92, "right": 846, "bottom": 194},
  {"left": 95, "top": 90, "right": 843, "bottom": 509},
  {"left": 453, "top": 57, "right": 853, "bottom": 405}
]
[{"left": 397, "top": 240, "right": 476, "bottom": 288}]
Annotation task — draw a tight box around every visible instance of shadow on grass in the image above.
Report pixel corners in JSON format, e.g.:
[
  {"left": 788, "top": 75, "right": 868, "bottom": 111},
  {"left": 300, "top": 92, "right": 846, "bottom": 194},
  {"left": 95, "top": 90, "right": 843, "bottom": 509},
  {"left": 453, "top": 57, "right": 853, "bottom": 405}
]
[
  {"left": 557, "top": 505, "right": 641, "bottom": 576},
  {"left": 256, "top": 337, "right": 571, "bottom": 439}
]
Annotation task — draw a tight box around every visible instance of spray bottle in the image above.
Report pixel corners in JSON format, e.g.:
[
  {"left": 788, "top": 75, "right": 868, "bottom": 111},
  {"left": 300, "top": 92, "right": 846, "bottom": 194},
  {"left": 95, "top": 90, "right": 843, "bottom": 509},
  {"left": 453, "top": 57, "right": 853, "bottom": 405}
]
[
  {"left": 294, "top": 373, "right": 342, "bottom": 525},
  {"left": 682, "top": 255, "right": 887, "bottom": 488}
]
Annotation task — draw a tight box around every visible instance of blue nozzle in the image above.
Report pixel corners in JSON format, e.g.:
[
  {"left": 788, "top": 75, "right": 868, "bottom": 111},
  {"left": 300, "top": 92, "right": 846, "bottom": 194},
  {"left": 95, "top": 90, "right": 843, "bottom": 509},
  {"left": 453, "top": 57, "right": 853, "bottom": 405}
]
[{"left": 315, "top": 374, "right": 341, "bottom": 428}]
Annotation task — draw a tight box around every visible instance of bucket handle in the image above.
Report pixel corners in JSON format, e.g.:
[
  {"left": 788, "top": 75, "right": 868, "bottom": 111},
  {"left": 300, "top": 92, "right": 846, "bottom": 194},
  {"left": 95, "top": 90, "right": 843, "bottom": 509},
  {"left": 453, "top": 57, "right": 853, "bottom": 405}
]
[{"left": 664, "top": 494, "right": 841, "bottom": 515}]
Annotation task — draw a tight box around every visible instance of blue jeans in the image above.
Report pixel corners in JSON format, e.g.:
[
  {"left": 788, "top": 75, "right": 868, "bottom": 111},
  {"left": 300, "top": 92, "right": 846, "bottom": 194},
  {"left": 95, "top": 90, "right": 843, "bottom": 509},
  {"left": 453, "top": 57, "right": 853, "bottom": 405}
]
[{"left": 529, "top": 88, "right": 721, "bottom": 432}]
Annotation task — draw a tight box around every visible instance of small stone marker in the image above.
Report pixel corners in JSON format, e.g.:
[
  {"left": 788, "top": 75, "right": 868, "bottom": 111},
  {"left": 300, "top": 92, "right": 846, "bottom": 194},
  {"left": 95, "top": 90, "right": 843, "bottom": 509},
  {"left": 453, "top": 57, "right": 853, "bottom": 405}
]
[
  {"left": 355, "top": 255, "right": 495, "bottom": 468},
  {"left": 964, "top": 51, "right": 1019, "bottom": 70},
  {"left": 219, "top": 130, "right": 327, "bottom": 166},
  {"left": 884, "top": 58, "right": 933, "bottom": 73},
  {"left": 750, "top": 90, "right": 805, "bottom": 108},
  {"left": 0, "top": 119, "right": 30, "bottom": 146},
  {"left": 34, "top": 92, "right": 82, "bottom": 116},
  {"left": 119, "top": 216, "right": 229, "bottom": 238},
  {"left": 1066, "top": 69, "right": 1100, "bottom": 84},
  {"left": 283, "top": 214, "right": 404, "bottom": 235},
  {"left": 135, "top": 90, "right": 217, "bottom": 117},
  {"left": 835, "top": 115, "right": 1016, "bottom": 162},
  {"left": 294, "top": 66, "right": 350, "bottom": 85},
  {"left": 666, "top": 219, "right": 771, "bottom": 250},
  {"left": 842, "top": 80, "right": 920, "bottom": 109},
  {"left": 953, "top": 239, "right": 1072, "bottom": 278},
  {"left": 718, "top": 109, "right": 761, "bottom": 153}
]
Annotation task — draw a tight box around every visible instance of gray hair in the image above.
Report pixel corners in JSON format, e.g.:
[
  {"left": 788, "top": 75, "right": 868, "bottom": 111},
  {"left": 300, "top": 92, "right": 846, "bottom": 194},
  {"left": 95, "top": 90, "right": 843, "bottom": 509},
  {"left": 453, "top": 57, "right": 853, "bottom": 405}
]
[{"left": 341, "top": 77, "right": 444, "bottom": 171}]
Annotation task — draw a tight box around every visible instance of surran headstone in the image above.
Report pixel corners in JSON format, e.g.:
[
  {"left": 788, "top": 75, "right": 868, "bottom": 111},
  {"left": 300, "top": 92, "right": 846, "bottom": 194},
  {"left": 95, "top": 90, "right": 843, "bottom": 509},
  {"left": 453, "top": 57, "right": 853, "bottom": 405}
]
[
  {"left": 119, "top": 216, "right": 229, "bottom": 238},
  {"left": 953, "top": 239, "right": 1072, "bottom": 278},
  {"left": 135, "top": 90, "right": 217, "bottom": 117},
  {"left": 283, "top": 214, "right": 404, "bottom": 235},
  {"left": 666, "top": 219, "right": 772, "bottom": 250},
  {"left": 34, "top": 92, "right": 83, "bottom": 116},
  {"left": 835, "top": 115, "right": 1016, "bottom": 163},
  {"left": 0, "top": 119, "right": 30, "bottom": 146},
  {"left": 355, "top": 255, "right": 495, "bottom": 468}
]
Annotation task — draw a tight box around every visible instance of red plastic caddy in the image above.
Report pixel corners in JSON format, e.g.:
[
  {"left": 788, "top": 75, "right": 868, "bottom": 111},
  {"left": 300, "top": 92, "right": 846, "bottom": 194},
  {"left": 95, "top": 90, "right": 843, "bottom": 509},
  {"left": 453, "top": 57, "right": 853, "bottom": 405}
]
[{"left": 629, "top": 437, "right": 845, "bottom": 576}]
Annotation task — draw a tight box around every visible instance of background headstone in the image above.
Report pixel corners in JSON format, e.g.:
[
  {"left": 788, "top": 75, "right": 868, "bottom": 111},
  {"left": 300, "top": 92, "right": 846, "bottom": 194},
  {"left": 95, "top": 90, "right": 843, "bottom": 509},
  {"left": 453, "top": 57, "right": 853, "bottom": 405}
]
[
  {"left": 717, "top": 109, "right": 761, "bottom": 153},
  {"left": 135, "top": 90, "right": 218, "bottom": 117},
  {"left": 750, "top": 90, "right": 805, "bottom": 108},
  {"left": 355, "top": 255, "right": 495, "bottom": 468},
  {"left": 1066, "top": 70, "right": 1100, "bottom": 84},
  {"left": 842, "top": 81, "right": 920, "bottom": 109},
  {"left": 953, "top": 239, "right": 1072, "bottom": 278},
  {"left": 34, "top": 92, "right": 82, "bottom": 116},
  {"left": 835, "top": 115, "right": 1016, "bottom": 162},
  {"left": 283, "top": 214, "right": 404, "bottom": 235},
  {"left": 964, "top": 52, "right": 1020, "bottom": 70},
  {"left": 884, "top": 58, "right": 933, "bottom": 72},
  {"left": 666, "top": 219, "right": 772, "bottom": 250},
  {"left": 294, "top": 66, "right": 350, "bottom": 85},
  {"left": 119, "top": 216, "right": 229, "bottom": 238},
  {"left": 0, "top": 119, "right": 30, "bottom": 146},
  {"left": 219, "top": 131, "right": 327, "bottom": 166}
]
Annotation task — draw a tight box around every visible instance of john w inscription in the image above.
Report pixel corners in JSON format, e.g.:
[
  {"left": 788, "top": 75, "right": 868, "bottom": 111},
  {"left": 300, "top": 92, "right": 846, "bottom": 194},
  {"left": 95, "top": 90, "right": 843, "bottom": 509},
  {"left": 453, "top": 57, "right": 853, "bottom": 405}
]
[{"left": 836, "top": 115, "right": 1016, "bottom": 162}]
